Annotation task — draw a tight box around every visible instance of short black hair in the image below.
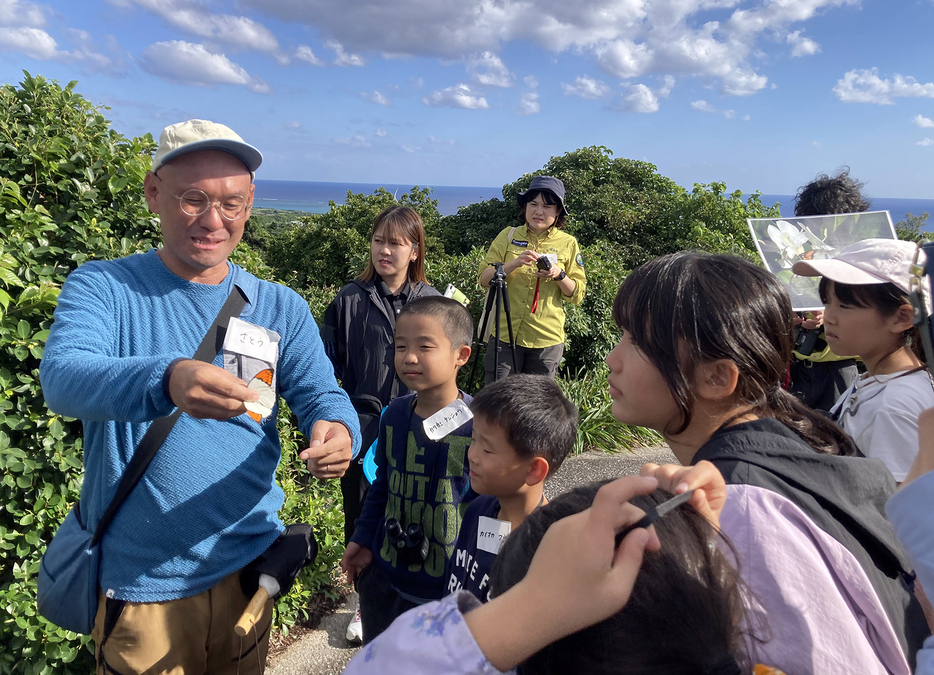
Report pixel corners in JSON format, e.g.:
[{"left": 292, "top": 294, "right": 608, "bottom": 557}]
[
  {"left": 492, "top": 483, "right": 754, "bottom": 674},
  {"left": 794, "top": 168, "right": 871, "bottom": 216},
  {"left": 470, "top": 374, "right": 577, "bottom": 475},
  {"left": 397, "top": 296, "right": 474, "bottom": 350}
]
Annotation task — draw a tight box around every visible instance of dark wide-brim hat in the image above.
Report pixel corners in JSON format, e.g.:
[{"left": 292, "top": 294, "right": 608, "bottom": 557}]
[{"left": 517, "top": 175, "right": 569, "bottom": 215}]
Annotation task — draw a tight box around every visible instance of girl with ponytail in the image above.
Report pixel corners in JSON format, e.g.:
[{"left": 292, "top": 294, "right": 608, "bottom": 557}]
[{"left": 606, "top": 251, "right": 925, "bottom": 674}]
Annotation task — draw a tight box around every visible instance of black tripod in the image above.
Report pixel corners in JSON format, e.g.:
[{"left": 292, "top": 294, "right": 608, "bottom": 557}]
[{"left": 469, "top": 262, "right": 518, "bottom": 390}]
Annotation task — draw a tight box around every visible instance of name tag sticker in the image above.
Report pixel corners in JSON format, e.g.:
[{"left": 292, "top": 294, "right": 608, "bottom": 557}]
[
  {"left": 511, "top": 239, "right": 529, "bottom": 247},
  {"left": 423, "top": 399, "right": 473, "bottom": 440},
  {"left": 542, "top": 253, "right": 558, "bottom": 265},
  {"left": 224, "top": 317, "right": 280, "bottom": 363},
  {"left": 477, "top": 516, "right": 511, "bottom": 555}
]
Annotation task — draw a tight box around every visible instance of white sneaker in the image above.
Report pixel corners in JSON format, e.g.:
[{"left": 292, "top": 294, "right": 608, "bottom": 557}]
[{"left": 345, "top": 600, "right": 363, "bottom": 643}]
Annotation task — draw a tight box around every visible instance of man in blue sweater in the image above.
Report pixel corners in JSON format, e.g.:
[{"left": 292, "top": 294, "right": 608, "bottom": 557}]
[{"left": 39, "top": 119, "right": 360, "bottom": 673}]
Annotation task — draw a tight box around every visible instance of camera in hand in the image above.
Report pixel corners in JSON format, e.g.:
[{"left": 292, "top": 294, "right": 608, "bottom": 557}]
[
  {"left": 793, "top": 326, "right": 819, "bottom": 357},
  {"left": 385, "top": 518, "right": 429, "bottom": 565},
  {"left": 536, "top": 256, "right": 552, "bottom": 272}
]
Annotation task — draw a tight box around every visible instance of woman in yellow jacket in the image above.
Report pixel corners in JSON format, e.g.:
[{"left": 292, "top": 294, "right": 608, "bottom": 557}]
[{"left": 478, "top": 176, "right": 586, "bottom": 385}]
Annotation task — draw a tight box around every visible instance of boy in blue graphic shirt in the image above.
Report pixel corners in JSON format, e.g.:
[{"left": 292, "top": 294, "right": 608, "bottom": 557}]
[
  {"left": 446, "top": 374, "right": 577, "bottom": 602},
  {"left": 341, "top": 296, "right": 477, "bottom": 642}
]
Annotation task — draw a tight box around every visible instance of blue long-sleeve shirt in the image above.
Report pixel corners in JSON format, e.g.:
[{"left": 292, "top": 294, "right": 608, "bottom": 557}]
[
  {"left": 40, "top": 250, "right": 360, "bottom": 602},
  {"left": 351, "top": 393, "right": 475, "bottom": 601}
]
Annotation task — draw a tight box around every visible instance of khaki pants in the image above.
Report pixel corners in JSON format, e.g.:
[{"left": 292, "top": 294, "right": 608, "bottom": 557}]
[{"left": 92, "top": 571, "right": 273, "bottom": 675}]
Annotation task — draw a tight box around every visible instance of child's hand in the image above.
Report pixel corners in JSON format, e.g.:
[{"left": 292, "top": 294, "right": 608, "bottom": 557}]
[
  {"left": 463, "top": 475, "right": 660, "bottom": 671},
  {"left": 340, "top": 542, "right": 373, "bottom": 585},
  {"left": 640, "top": 460, "right": 727, "bottom": 528}
]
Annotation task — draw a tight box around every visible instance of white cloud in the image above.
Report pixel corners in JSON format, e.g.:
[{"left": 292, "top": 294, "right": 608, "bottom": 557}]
[
  {"left": 786, "top": 30, "right": 819, "bottom": 57},
  {"left": 657, "top": 74, "right": 675, "bottom": 97},
  {"left": 326, "top": 39, "right": 365, "bottom": 67},
  {"left": 428, "top": 135, "right": 456, "bottom": 145},
  {"left": 108, "top": 0, "right": 280, "bottom": 53},
  {"left": 618, "top": 83, "right": 658, "bottom": 113},
  {"left": 401, "top": 144, "right": 419, "bottom": 153},
  {"left": 743, "top": 113, "right": 751, "bottom": 121},
  {"left": 375, "top": 129, "right": 387, "bottom": 137},
  {"left": 333, "top": 134, "right": 371, "bottom": 147},
  {"left": 562, "top": 75, "right": 611, "bottom": 100},
  {"left": 0, "top": 0, "right": 46, "bottom": 27},
  {"left": 283, "top": 120, "right": 302, "bottom": 129},
  {"left": 140, "top": 41, "right": 271, "bottom": 93},
  {"left": 243, "top": 0, "right": 856, "bottom": 97},
  {"left": 423, "top": 83, "right": 489, "bottom": 109},
  {"left": 524, "top": 75, "right": 538, "bottom": 89},
  {"left": 467, "top": 51, "right": 513, "bottom": 87},
  {"left": 691, "top": 99, "right": 716, "bottom": 113},
  {"left": 518, "top": 91, "right": 540, "bottom": 115},
  {"left": 0, "top": 24, "right": 121, "bottom": 72},
  {"left": 691, "top": 99, "right": 737, "bottom": 118},
  {"left": 294, "top": 44, "right": 323, "bottom": 66},
  {"left": 914, "top": 114, "right": 934, "bottom": 129},
  {"left": 0, "top": 25, "right": 64, "bottom": 60},
  {"left": 918, "top": 138, "right": 934, "bottom": 147},
  {"left": 811, "top": 140, "right": 822, "bottom": 149},
  {"left": 833, "top": 68, "right": 934, "bottom": 104},
  {"left": 365, "top": 90, "right": 391, "bottom": 106}
]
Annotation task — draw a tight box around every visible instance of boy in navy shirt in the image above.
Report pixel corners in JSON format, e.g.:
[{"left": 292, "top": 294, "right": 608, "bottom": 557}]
[
  {"left": 341, "top": 296, "right": 477, "bottom": 642},
  {"left": 446, "top": 374, "right": 577, "bottom": 601}
]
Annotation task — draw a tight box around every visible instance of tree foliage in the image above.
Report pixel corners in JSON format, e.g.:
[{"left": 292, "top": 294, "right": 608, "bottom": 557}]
[
  {"left": 895, "top": 212, "right": 929, "bottom": 244},
  {"left": 263, "top": 187, "right": 441, "bottom": 290},
  {"left": 441, "top": 146, "right": 778, "bottom": 268},
  {"left": 0, "top": 72, "right": 160, "bottom": 673}
]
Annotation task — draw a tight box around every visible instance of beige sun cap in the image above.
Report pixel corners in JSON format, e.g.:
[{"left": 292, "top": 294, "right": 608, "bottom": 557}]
[
  {"left": 151, "top": 119, "right": 263, "bottom": 174},
  {"left": 791, "top": 238, "right": 923, "bottom": 295}
]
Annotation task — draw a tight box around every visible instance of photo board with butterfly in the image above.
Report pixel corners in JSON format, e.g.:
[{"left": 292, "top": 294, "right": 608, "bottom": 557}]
[{"left": 746, "top": 211, "right": 897, "bottom": 311}]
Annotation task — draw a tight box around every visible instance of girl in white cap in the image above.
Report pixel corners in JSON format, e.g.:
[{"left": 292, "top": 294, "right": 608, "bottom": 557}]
[{"left": 793, "top": 239, "right": 933, "bottom": 482}]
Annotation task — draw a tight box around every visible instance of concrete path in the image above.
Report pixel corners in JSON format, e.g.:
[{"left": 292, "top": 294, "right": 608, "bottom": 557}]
[{"left": 266, "top": 444, "right": 676, "bottom": 675}]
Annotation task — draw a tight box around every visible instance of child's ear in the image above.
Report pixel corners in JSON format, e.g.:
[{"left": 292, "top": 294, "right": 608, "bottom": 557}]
[
  {"left": 694, "top": 359, "right": 740, "bottom": 401},
  {"left": 890, "top": 302, "right": 916, "bottom": 333},
  {"left": 525, "top": 457, "right": 550, "bottom": 487},
  {"left": 455, "top": 344, "right": 471, "bottom": 367}
]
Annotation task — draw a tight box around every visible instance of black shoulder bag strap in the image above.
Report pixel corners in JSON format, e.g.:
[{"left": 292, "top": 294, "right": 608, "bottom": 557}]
[{"left": 89, "top": 285, "right": 248, "bottom": 547}]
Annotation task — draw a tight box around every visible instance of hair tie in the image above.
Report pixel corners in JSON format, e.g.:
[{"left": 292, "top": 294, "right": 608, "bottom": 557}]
[{"left": 706, "top": 655, "right": 742, "bottom": 675}]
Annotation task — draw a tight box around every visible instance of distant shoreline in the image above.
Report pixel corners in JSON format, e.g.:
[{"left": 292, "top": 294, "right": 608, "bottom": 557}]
[{"left": 252, "top": 180, "right": 934, "bottom": 229}]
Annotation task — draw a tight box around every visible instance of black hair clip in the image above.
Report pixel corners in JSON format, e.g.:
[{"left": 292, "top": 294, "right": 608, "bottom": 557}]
[{"left": 614, "top": 490, "right": 695, "bottom": 548}]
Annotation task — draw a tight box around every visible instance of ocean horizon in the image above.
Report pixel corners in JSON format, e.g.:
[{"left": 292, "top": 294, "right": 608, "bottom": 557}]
[{"left": 253, "top": 179, "right": 934, "bottom": 231}]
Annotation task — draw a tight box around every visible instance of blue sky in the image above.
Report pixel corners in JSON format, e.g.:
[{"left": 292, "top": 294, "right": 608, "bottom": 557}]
[{"left": 1, "top": 0, "right": 933, "bottom": 198}]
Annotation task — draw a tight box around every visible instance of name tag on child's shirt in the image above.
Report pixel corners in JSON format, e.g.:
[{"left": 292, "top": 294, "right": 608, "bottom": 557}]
[
  {"left": 477, "top": 516, "right": 511, "bottom": 555},
  {"left": 423, "top": 399, "right": 473, "bottom": 440}
]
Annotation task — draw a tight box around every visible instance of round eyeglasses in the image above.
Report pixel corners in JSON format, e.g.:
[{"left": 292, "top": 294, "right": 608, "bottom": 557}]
[{"left": 171, "top": 188, "right": 249, "bottom": 221}]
